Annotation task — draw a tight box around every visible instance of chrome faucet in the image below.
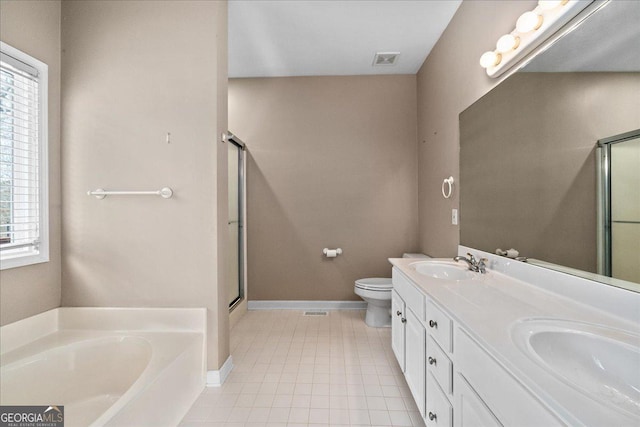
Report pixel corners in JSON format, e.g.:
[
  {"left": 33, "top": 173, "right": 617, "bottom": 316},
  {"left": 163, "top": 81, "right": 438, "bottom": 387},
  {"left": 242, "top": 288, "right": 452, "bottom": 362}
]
[{"left": 453, "top": 253, "right": 488, "bottom": 273}]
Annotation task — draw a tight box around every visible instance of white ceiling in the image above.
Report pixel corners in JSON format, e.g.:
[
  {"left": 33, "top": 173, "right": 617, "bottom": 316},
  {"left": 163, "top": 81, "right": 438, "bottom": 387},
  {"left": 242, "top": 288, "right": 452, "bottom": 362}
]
[{"left": 228, "top": 0, "right": 462, "bottom": 78}]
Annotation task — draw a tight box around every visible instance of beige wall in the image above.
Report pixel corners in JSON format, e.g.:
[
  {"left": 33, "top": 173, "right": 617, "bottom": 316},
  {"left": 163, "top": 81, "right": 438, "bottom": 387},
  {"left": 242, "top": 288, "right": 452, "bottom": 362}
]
[
  {"left": 60, "top": 0, "right": 229, "bottom": 370},
  {"left": 460, "top": 73, "right": 640, "bottom": 273},
  {"left": 0, "top": 1, "right": 62, "bottom": 326},
  {"left": 229, "top": 75, "right": 419, "bottom": 301},
  {"left": 416, "top": 0, "right": 537, "bottom": 257}
]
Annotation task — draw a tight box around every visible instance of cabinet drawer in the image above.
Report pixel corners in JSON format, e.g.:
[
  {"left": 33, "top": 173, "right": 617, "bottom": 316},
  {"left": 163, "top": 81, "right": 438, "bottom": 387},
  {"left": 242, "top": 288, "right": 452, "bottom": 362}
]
[
  {"left": 392, "top": 267, "right": 425, "bottom": 320},
  {"left": 426, "top": 372, "right": 453, "bottom": 427},
  {"left": 427, "top": 335, "right": 452, "bottom": 396},
  {"left": 426, "top": 300, "right": 452, "bottom": 352}
]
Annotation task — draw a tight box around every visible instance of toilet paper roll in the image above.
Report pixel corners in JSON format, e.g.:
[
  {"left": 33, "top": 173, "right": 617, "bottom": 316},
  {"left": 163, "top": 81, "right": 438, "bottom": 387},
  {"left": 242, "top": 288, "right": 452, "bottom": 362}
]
[{"left": 325, "top": 249, "right": 338, "bottom": 258}]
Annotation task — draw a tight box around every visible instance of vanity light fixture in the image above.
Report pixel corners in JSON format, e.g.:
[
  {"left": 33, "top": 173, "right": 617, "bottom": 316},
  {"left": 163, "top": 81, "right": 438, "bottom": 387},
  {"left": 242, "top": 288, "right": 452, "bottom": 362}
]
[
  {"left": 515, "top": 11, "right": 544, "bottom": 33},
  {"left": 479, "top": 0, "right": 591, "bottom": 78},
  {"left": 539, "top": 0, "right": 568, "bottom": 11},
  {"left": 479, "top": 51, "right": 502, "bottom": 68},
  {"left": 496, "top": 34, "right": 520, "bottom": 53}
]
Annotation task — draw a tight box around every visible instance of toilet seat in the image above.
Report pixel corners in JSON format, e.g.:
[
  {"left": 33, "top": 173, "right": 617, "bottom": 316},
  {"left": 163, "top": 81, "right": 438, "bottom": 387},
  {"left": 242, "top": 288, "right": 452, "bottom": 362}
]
[{"left": 355, "top": 278, "right": 392, "bottom": 292}]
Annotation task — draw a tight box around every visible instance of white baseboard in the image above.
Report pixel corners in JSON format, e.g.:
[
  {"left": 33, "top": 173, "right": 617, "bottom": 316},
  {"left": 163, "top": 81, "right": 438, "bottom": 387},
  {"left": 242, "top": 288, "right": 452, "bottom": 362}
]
[
  {"left": 206, "top": 355, "right": 233, "bottom": 387},
  {"left": 248, "top": 300, "right": 367, "bottom": 310}
]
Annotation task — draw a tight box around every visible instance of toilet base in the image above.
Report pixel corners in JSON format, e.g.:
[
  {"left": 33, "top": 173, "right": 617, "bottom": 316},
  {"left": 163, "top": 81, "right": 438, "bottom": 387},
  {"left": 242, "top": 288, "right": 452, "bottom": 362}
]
[{"left": 363, "top": 300, "right": 391, "bottom": 328}]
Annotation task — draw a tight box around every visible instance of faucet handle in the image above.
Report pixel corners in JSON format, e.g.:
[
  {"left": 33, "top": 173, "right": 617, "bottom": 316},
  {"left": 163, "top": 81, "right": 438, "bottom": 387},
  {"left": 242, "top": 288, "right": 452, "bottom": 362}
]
[
  {"left": 467, "top": 253, "right": 477, "bottom": 263},
  {"left": 478, "top": 258, "right": 488, "bottom": 273}
]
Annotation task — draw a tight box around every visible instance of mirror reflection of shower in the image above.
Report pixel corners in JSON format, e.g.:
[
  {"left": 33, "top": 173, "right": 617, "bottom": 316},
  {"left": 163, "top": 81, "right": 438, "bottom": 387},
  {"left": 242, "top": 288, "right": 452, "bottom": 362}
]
[
  {"left": 227, "top": 133, "right": 246, "bottom": 310},
  {"left": 598, "top": 130, "right": 640, "bottom": 283}
]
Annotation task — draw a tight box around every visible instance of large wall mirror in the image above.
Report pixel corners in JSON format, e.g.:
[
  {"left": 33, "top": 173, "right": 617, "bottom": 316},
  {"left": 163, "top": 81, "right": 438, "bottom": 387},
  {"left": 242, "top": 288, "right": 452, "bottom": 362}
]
[{"left": 460, "top": 0, "right": 640, "bottom": 293}]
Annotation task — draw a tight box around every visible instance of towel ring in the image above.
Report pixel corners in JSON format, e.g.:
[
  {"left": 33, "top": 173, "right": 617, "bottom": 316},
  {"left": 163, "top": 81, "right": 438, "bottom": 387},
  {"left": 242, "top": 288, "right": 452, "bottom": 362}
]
[{"left": 442, "top": 176, "right": 454, "bottom": 199}]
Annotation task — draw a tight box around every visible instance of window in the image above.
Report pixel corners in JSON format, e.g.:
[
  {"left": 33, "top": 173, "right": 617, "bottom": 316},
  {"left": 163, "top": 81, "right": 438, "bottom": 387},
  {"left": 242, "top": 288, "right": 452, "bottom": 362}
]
[{"left": 0, "top": 42, "right": 48, "bottom": 269}]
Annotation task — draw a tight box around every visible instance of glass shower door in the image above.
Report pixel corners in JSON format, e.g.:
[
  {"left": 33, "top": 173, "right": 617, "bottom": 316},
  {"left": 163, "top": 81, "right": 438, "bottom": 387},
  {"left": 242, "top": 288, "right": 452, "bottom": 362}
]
[
  {"left": 227, "top": 135, "right": 245, "bottom": 309},
  {"left": 599, "top": 130, "right": 640, "bottom": 283},
  {"left": 610, "top": 134, "right": 640, "bottom": 283}
]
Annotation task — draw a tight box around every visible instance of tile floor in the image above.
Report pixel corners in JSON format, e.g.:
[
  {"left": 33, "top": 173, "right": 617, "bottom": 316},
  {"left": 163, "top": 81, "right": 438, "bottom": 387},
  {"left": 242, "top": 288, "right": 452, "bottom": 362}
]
[{"left": 180, "top": 309, "right": 425, "bottom": 427}]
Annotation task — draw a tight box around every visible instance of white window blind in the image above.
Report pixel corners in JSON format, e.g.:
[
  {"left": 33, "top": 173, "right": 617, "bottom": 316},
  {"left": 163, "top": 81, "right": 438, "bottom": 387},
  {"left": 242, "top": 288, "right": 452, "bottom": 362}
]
[{"left": 0, "top": 43, "right": 48, "bottom": 269}]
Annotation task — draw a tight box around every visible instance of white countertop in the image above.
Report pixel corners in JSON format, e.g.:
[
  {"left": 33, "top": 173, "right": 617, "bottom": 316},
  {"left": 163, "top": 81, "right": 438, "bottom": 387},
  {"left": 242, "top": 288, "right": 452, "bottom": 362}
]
[{"left": 389, "top": 256, "right": 640, "bottom": 426}]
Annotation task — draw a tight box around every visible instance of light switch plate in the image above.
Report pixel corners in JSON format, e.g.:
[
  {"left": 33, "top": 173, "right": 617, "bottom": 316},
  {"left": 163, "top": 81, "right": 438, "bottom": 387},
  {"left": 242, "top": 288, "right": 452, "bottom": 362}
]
[{"left": 452, "top": 209, "right": 458, "bottom": 225}]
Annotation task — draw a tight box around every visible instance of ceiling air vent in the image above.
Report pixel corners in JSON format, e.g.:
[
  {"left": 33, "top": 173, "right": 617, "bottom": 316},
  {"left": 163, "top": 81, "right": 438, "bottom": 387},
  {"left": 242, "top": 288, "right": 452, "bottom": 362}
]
[{"left": 373, "top": 52, "right": 400, "bottom": 66}]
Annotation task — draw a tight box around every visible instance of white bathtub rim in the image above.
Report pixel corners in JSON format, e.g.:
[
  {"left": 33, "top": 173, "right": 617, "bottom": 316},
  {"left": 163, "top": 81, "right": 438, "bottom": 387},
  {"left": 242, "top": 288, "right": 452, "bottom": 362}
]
[
  {"left": 0, "top": 309, "right": 59, "bottom": 354},
  {"left": 1, "top": 334, "right": 151, "bottom": 370},
  {"left": 100, "top": 336, "right": 205, "bottom": 427},
  {"left": 1, "top": 307, "right": 207, "bottom": 355},
  {"left": 1, "top": 329, "right": 204, "bottom": 426},
  {"left": 90, "top": 332, "right": 205, "bottom": 427},
  {"left": 1, "top": 307, "right": 207, "bottom": 427}
]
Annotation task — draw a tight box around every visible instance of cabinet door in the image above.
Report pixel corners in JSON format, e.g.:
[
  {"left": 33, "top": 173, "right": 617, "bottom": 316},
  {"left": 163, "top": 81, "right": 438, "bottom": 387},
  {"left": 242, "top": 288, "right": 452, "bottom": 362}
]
[
  {"left": 455, "top": 373, "right": 502, "bottom": 427},
  {"left": 426, "top": 372, "right": 453, "bottom": 427},
  {"left": 456, "top": 328, "right": 563, "bottom": 426},
  {"left": 391, "top": 290, "right": 406, "bottom": 372},
  {"left": 405, "top": 308, "right": 426, "bottom": 417}
]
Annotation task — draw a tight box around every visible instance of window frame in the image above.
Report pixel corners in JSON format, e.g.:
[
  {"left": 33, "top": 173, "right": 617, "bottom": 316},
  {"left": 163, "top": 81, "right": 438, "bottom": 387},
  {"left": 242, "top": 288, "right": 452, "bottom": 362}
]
[{"left": 0, "top": 42, "right": 49, "bottom": 270}]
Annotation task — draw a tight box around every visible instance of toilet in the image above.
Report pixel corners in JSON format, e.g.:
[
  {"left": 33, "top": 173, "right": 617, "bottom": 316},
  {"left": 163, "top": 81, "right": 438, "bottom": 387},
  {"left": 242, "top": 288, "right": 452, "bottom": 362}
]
[{"left": 355, "top": 253, "right": 429, "bottom": 327}]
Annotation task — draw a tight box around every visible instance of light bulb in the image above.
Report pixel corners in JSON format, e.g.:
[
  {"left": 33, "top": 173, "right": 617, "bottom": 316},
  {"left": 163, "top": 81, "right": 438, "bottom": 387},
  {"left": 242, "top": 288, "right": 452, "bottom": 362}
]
[
  {"left": 538, "top": 0, "right": 566, "bottom": 10},
  {"left": 516, "top": 11, "right": 543, "bottom": 33},
  {"left": 496, "top": 34, "right": 520, "bottom": 53},
  {"left": 479, "top": 51, "right": 502, "bottom": 69}
]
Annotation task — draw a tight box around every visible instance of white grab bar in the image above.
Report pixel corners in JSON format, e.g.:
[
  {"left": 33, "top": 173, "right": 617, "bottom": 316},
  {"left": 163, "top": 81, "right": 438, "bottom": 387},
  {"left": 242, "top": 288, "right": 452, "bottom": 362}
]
[{"left": 87, "top": 187, "right": 173, "bottom": 200}]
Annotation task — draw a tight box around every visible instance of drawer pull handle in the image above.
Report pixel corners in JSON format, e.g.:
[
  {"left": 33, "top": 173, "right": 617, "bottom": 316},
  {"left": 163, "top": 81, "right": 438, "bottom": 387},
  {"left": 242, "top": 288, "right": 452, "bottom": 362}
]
[
  {"left": 428, "top": 356, "right": 437, "bottom": 365},
  {"left": 401, "top": 318, "right": 407, "bottom": 323},
  {"left": 428, "top": 412, "right": 437, "bottom": 421},
  {"left": 396, "top": 310, "right": 402, "bottom": 316},
  {"left": 429, "top": 320, "right": 438, "bottom": 328}
]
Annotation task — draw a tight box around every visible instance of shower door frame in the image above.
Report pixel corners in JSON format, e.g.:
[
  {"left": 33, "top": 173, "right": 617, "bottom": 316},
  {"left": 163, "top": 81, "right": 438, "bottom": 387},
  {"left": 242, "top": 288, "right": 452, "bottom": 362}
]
[
  {"left": 596, "top": 128, "right": 640, "bottom": 277},
  {"left": 227, "top": 133, "right": 246, "bottom": 311}
]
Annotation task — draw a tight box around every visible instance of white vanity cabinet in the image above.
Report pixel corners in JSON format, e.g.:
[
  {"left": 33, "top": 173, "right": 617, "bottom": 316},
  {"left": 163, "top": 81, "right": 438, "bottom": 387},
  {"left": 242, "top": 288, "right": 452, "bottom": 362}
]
[
  {"left": 389, "top": 250, "right": 640, "bottom": 427},
  {"left": 392, "top": 268, "right": 454, "bottom": 425},
  {"left": 391, "top": 271, "right": 427, "bottom": 416},
  {"left": 391, "top": 266, "right": 565, "bottom": 427}
]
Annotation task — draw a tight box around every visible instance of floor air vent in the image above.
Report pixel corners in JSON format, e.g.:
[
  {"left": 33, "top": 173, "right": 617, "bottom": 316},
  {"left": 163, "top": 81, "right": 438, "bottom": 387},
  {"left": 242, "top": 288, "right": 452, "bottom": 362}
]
[{"left": 303, "top": 311, "right": 328, "bottom": 316}]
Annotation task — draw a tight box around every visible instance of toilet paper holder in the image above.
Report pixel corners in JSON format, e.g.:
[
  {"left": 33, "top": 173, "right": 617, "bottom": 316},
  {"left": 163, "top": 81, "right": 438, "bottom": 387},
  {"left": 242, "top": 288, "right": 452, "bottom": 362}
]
[{"left": 323, "top": 248, "right": 343, "bottom": 257}]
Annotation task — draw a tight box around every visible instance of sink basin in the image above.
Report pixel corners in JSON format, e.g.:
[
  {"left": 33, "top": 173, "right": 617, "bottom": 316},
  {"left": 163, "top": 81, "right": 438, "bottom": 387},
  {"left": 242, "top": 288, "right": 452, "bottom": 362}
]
[
  {"left": 511, "top": 318, "right": 640, "bottom": 417},
  {"left": 409, "top": 261, "right": 475, "bottom": 281}
]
